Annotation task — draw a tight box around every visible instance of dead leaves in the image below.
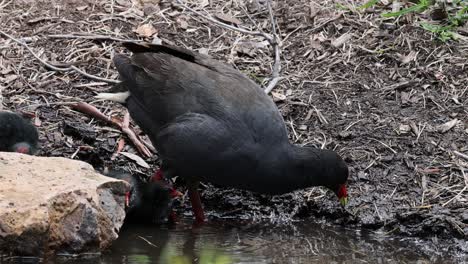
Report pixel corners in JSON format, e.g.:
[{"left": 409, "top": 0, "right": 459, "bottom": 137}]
[
  {"left": 437, "top": 119, "right": 460, "bottom": 133},
  {"left": 133, "top": 24, "right": 157, "bottom": 38},
  {"left": 120, "top": 152, "right": 150, "bottom": 168}
]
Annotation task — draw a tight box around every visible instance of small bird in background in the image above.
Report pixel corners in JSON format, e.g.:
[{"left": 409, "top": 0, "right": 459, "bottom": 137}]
[
  {"left": 0, "top": 111, "right": 39, "bottom": 154},
  {"left": 103, "top": 169, "right": 182, "bottom": 225}
]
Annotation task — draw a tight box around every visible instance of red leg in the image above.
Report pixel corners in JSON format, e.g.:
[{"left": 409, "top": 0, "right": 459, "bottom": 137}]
[{"left": 188, "top": 182, "right": 205, "bottom": 224}]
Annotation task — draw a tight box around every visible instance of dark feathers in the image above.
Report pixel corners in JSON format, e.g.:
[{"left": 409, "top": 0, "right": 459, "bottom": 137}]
[
  {"left": 100, "top": 43, "right": 349, "bottom": 198},
  {"left": 0, "top": 111, "right": 39, "bottom": 154}
]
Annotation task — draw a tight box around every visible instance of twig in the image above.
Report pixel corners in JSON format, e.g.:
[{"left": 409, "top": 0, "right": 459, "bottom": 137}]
[
  {"left": 138, "top": 236, "right": 158, "bottom": 248},
  {"left": 453, "top": 151, "right": 468, "bottom": 161},
  {"left": 111, "top": 138, "right": 125, "bottom": 161},
  {"left": 0, "top": 30, "right": 119, "bottom": 84},
  {"left": 282, "top": 14, "right": 343, "bottom": 43},
  {"left": 70, "top": 102, "right": 152, "bottom": 158},
  {"left": 48, "top": 33, "right": 144, "bottom": 43},
  {"left": 121, "top": 112, "right": 152, "bottom": 157},
  {"left": 442, "top": 186, "right": 467, "bottom": 207},
  {"left": 263, "top": 0, "right": 282, "bottom": 94},
  {"left": 175, "top": 0, "right": 282, "bottom": 94},
  {"left": 370, "top": 138, "right": 398, "bottom": 154},
  {"left": 0, "top": 85, "right": 3, "bottom": 111}
]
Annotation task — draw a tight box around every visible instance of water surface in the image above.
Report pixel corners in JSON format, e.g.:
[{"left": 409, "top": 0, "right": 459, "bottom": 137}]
[{"left": 3, "top": 219, "right": 464, "bottom": 264}]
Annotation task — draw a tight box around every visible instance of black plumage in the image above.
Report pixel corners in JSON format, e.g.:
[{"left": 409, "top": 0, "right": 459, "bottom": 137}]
[
  {"left": 98, "top": 43, "right": 349, "bottom": 222},
  {"left": 104, "top": 169, "right": 175, "bottom": 224},
  {"left": 0, "top": 111, "right": 39, "bottom": 154}
]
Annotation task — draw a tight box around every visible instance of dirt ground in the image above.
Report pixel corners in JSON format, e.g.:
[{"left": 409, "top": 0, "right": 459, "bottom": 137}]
[{"left": 1, "top": 0, "right": 467, "bottom": 256}]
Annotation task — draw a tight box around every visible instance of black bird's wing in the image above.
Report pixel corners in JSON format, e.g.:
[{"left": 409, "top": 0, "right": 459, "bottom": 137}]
[{"left": 113, "top": 43, "right": 288, "bottom": 144}]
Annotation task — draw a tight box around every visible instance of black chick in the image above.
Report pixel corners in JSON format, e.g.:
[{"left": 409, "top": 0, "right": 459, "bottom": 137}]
[
  {"left": 0, "top": 111, "right": 39, "bottom": 154},
  {"left": 104, "top": 169, "right": 178, "bottom": 224}
]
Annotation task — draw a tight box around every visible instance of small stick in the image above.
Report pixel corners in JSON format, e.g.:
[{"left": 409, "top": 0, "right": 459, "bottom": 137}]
[
  {"left": 0, "top": 30, "right": 119, "bottom": 84},
  {"left": 138, "top": 236, "right": 158, "bottom": 248},
  {"left": 111, "top": 138, "right": 125, "bottom": 161},
  {"left": 453, "top": 151, "right": 468, "bottom": 161},
  {"left": 70, "top": 102, "right": 152, "bottom": 158},
  {"left": 71, "top": 102, "right": 113, "bottom": 124},
  {"left": 48, "top": 33, "right": 144, "bottom": 43},
  {"left": 121, "top": 112, "right": 152, "bottom": 157},
  {"left": 370, "top": 138, "right": 398, "bottom": 154}
]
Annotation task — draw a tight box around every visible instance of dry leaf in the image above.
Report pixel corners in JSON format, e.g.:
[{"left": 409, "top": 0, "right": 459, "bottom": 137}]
[
  {"left": 201, "top": 0, "right": 209, "bottom": 6},
  {"left": 399, "top": 124, "right": 411, "bottom": 134},
  {"left": 331, "top": 33, "right": 352, "bottom": 48},
  {"left": 215, "top": 13, "right": 241, "bottom": 25},
  {"left": 437, "top": 119, "right": 459, "bottom": 133},
  {"left": 120, "top": 152, "right": 150, "bottom": 168},
  {"left": 271, "top": 92, "right": 286, "bottom": 101},
  {"left": 198, "top": 48, "right": 209, "bottom": 55},
  {"left": 152, "top": 35, "right": 162, "bottom": 45},
  {"left": 133, "top": 24, "right": 157, "bottom": 38},
  {"left": 34, "top": 116, "right": 42, "bottom": 127},
  {"left": 177, "top": 17, "right": 189, "bottom": 30},
  {"left": 3, "top": 75, "right": 18, "bottom": 84},
  {"left": 310, "top": 37, "right": 323, "bottom": 50},
  {"left": 399, "top": 51, "right": 418, "bottom": 65},
  {"left": 76, "top": 5, "right": 88, "bottom": 11}
]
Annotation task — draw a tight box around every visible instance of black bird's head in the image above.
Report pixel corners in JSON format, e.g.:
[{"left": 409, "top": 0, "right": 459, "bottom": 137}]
[
  {"left": 11, "top": 142, "right": 36, "bottom": 154},
  {"left": 0, "top": 111, "right": 39, "bottom": 155},
  {"left": 295, "top": 147, "right": 349, "bottom": 206}
]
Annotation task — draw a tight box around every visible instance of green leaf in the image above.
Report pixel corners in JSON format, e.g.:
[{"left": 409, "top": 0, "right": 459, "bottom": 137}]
[
  {"left": 358, "top": 0, "right": 380, "bottom": 10},
  {"left": 420, "top": 22, "right": 458, "bottom": 41},
  {"left": 382, "top": 0, "right": 430, "bottom": 17}
]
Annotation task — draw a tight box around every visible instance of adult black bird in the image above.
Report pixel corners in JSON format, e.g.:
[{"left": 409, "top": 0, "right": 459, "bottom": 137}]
[
  {"left": 104, "top": 169, "right": 181, "bottom": 224},
  {"left": 97, "top": 43, "right": 349, "bottom": 223},
  {"left": 0, "top": 111, "right": 39, "bottom": 154}
]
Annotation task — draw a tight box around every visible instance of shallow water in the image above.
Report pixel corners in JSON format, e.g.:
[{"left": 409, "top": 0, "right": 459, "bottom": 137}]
[{"left": 3, "top": 219, "right": 465, "bottom": 264}]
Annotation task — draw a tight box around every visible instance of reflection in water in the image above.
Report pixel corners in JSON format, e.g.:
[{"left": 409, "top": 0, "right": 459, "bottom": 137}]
[
  {"left": 100, "top": 219, "right": 455, "bottom": 264},
  {"left": 2, "top": 219, "right": 463, "bottom": 264}
]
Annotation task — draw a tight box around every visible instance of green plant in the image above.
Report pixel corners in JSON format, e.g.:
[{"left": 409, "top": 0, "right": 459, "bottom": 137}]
[
  {"left": 382, "top": 0, "right": 431, "bottom": 17},
  {"left": 356, "top": 0, "right": 467, "bottom": 41},
  {"left": 420, "top": 22, "right": 458, "bottom": 41},
  {"left": 358, "top": 0, "right": 380, "bottom": 10}
]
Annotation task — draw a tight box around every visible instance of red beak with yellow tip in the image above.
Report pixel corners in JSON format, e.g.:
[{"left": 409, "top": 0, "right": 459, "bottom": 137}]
[{"left": 337, "top": 184, "right": 348, "bottom": 206}]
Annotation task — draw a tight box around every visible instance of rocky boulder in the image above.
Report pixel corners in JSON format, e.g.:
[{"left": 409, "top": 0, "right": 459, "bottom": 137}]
[{"left": 0, "top": 152, "right": 129, "bottom": 255}]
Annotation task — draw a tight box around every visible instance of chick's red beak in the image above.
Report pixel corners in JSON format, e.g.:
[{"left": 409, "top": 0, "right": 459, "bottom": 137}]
[
  {"left": 125, "top": 191, "right": 130, "bottom": 208},
  {"left": 337, "top": 184, "right": 348, "bottom": 206},
  {"left": 15, "top": 146, "right": 30, "bottom": 154}
]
